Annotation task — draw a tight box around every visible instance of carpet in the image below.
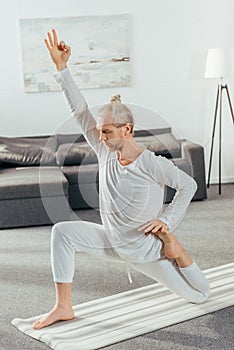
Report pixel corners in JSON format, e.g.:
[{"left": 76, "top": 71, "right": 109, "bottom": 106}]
[{"left": 11, "top": 263, "right": 234, "bottom": 350}]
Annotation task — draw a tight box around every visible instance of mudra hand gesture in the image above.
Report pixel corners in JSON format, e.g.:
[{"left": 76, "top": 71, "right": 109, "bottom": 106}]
[{"left": 44, "top": 29, "right": 71, "bottom": 71}]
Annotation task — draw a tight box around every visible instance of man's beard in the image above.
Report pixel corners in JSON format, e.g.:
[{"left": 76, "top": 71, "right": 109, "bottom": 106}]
[
  {"left": 104, "top": 140, "right": 122, "bottom": 152},
  {"left": 104, "top": 143, "right": 117, "bottom": 152}
]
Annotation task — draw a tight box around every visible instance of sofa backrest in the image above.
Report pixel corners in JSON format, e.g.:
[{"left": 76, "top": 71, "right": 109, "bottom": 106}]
[
  {"left": 0, "top": 127, "right": 181, "bottom": 168},
  {"left": 55, "top": 127, "right": 181, "bottom": 166}
]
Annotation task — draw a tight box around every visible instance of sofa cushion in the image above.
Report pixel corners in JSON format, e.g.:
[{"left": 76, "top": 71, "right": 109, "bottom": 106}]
[
  {"left": 56, "top": 143, "right": 98, "bottom": 166},
  {"left": 61, "top": 164, "right": 99, "bottom": 185},
  {"left": 0, "top": 166, "right": 68, "bottom": 200},
  {"left": 56, "top": 133, "right": 86, "bottom": 145},
  {"left": 172, "top": 158, "right": 193, "bottom": 176},
  {"left": 134, "top": 127, "right": 172, "bottom": 137},
  {"left": 0, "top": 136, "right": 57, "bottom": 166},
  {"left": 135, "top": 133, "right": 181, "bottom": 159}
]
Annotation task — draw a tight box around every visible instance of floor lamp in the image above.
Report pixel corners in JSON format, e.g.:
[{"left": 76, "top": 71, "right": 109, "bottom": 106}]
[{"left": 205, "top": 48, "right": 234, "bottom": 194}]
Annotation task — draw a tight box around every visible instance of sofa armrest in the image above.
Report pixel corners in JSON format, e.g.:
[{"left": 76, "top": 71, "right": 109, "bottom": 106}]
[{"left": 179, "top": 139, "right": 207, "bottom": 200}]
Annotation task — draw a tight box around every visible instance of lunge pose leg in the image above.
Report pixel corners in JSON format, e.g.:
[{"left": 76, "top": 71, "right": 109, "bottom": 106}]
[
  {"left": 136, "top": 221, "right": 209, "bottom": 302},
  {"left": 33, "top": 221, "right": 122, "bottom": 329},
  {"left": 132, "top": 229, "right": 210, "bottom": 304}
]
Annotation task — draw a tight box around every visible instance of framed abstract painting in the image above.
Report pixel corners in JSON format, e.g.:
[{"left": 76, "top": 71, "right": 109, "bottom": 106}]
[{"left": 19, "top": 14, "right": 131, "bottom": 92}]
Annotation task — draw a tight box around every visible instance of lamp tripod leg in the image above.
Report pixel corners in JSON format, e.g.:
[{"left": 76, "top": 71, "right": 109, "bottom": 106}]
[
  {"left": 207, "top": 86, "right": 220, "bottom": 189},
  {"left": 224, "top": 85, "right": 234, "bottom": 124},
  {"left": 219, "top": 86, "right": 223, "bottom": 195}
]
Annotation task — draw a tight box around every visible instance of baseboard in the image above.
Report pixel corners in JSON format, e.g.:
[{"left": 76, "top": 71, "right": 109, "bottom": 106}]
[{"left": 206, "top": 178, "right": 234, "bottom": 185}]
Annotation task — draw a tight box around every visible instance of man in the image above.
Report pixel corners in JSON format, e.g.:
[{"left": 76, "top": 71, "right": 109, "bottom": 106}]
[{"left": 32, "top": 29, "right": 209, "bottom": 330}]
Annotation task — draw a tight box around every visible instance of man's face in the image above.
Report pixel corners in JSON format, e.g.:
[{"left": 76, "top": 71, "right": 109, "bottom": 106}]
[{"left": 96, "top": 123, "right": 125, "bottom": 152}]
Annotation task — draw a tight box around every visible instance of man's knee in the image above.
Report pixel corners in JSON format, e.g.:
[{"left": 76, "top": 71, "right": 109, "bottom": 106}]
[
  {"left": 51, "top": 222, "right": 76, "bottom": 256},
  {"left": 189, "top": 286, "right": 210, "bottom": 304},
  {"left": 52, "top": 222, "right": 62, "bottom": 234},
  {"left": 51, "top": 222, "right": 67, "bottom": 244}
]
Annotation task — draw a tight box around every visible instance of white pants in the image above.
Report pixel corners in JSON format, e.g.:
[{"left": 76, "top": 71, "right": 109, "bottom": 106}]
[{"left": 51, "top": 221, "right": 210, "bottom": 304}]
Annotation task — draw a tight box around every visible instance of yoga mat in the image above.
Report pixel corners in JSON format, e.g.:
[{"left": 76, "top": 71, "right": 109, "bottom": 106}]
[{"left": 12, "top": 263, "right": 234, "bottom": 350}]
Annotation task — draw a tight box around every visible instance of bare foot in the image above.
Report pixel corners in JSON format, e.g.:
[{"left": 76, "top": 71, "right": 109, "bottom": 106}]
[
  {"left": 32, "top": 305, "right": 75, "bottom": 330},
  {"left": 156, "top": 232, "right": 181, "bottom": 259},
  {"left": 156, "top": 232, "right": 193, "bottom": 267}
]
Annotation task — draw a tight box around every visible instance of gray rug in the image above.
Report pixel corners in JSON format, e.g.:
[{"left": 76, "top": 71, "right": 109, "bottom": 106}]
[{"left": 12, "top": 263, "right": 234, "bottom": 350}]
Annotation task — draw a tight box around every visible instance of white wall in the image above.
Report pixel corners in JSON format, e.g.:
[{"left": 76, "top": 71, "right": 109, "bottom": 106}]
[{"left": 1, "top": 0, "right": 234, "bottom": 183}]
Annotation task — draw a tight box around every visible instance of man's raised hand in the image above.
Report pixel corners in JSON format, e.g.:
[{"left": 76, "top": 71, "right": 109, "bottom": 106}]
[{"left": 44, "top": 29, "right": 71, "bottom": 71}]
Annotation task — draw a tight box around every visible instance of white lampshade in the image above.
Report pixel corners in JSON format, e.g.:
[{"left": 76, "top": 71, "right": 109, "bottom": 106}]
[{"left": 204, "top": 48, "right": 234, "bottom": 79}]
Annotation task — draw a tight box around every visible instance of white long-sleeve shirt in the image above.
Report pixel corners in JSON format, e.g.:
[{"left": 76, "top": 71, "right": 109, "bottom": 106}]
[{"left": 54, "top": 68, "right": 197, "bottom": 263}]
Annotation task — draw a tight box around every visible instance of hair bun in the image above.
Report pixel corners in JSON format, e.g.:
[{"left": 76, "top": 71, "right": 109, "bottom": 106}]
[{"left": 110, "top": 94, "right": 121, "bottom": 103}]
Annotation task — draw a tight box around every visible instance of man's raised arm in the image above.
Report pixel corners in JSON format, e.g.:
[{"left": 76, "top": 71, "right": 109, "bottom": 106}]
[{"left": 44, "top": 29, "right": 100, "bottom": 152}]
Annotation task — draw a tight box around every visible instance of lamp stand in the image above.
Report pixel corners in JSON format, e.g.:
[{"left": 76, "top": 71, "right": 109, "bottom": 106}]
[{"left": 207, "top": 83, "right": 234, "bottom": 194}]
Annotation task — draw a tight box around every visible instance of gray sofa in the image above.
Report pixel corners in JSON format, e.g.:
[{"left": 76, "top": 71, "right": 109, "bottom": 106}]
[{"left": 0, "top": 127, "right": 207, "bottom": 229}]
